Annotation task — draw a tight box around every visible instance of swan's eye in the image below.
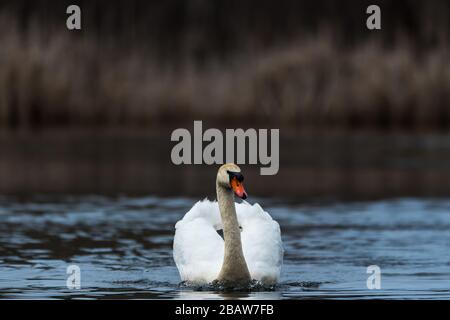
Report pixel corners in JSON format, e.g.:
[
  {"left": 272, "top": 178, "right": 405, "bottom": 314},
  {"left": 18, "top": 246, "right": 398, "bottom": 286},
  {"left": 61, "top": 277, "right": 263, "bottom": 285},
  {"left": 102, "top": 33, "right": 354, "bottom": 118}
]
[{"left": 226, "top": 170, "right": 244, "bottom": 182}]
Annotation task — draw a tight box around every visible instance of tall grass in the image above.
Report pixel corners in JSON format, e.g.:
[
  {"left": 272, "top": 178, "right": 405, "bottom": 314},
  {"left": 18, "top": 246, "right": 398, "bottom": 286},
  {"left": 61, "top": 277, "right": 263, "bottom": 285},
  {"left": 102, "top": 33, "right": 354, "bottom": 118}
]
[{"left": 0, "top": 8, "right": 450, "bottom": 130}]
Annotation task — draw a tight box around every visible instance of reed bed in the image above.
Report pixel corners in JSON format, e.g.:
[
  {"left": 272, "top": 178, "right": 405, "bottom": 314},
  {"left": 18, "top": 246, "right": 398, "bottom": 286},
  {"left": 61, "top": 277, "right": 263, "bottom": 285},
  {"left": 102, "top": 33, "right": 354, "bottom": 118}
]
[{"left": 0, "top": 5, "right": 449, "bottom": 131}]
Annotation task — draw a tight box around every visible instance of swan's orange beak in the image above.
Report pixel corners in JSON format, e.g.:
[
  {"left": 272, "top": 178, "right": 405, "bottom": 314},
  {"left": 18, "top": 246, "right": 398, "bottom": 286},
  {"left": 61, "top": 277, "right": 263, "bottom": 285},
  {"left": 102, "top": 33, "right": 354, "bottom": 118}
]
[{"left": 231, "top": 177, "right": 247, "bottom": 200}]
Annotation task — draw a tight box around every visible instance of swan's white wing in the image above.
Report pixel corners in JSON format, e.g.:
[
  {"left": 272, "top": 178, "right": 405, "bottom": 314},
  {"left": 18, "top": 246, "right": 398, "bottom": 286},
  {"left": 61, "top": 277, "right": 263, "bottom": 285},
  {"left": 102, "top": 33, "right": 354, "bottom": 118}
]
[
  {"left": 173, "top": 200, "right": 224, "bottom": 284},
  {"left": 237, "top": 202, "right": 284, "bottom": 284},
  {"left": 173, "top": 199, "right": 283, "bottom": 285}
]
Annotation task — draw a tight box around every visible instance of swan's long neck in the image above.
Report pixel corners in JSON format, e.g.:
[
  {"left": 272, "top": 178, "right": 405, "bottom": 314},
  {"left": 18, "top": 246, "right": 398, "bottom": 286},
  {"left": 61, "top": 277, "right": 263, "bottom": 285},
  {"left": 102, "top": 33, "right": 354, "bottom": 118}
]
[{"left": 216, "top": 182, "right": 251, "bottom": 285}]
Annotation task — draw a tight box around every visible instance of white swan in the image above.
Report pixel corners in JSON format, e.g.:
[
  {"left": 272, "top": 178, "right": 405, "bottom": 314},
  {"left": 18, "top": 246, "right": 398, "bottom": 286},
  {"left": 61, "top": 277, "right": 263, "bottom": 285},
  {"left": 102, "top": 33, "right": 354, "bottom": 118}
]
[{"left": 173, "top": 163, "right": 283, "bottom": 287}]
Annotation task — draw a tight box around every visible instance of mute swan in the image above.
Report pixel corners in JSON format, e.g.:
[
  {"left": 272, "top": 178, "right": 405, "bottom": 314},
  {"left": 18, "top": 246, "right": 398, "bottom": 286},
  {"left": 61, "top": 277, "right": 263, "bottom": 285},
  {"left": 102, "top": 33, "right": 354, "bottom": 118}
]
[{"left": 173, "top": 163, "right": 283, "bottom": 287}]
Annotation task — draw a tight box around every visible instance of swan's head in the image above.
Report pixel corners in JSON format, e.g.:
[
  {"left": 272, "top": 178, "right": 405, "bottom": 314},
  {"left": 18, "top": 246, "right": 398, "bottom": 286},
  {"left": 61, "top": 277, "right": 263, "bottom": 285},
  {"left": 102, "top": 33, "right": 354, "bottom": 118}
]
[{"left": 217, "top": 163, "right": 247, "bottom": 200}]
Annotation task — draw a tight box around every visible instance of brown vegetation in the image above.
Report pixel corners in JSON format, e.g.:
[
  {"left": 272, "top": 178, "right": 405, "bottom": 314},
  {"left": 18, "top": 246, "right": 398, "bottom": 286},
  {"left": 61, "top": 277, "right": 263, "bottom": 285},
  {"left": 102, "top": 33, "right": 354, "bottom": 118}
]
[{"left": 0, "top": 1, "right": 450, "bottom": 131}]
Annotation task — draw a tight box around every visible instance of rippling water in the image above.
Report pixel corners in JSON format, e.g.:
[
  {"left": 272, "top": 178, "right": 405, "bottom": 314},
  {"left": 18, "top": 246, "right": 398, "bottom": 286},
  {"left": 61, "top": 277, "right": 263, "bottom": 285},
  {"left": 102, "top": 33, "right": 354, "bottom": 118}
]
[{"left": 0, "top": 195, "right": 449, "bottom": 299}]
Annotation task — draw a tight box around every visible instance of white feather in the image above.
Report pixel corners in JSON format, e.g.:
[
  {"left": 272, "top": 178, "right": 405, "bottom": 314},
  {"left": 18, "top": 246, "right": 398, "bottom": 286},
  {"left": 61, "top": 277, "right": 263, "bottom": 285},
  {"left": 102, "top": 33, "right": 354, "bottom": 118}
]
[{"left": 173, "top": 199, "right": 283, "bottom": 285}]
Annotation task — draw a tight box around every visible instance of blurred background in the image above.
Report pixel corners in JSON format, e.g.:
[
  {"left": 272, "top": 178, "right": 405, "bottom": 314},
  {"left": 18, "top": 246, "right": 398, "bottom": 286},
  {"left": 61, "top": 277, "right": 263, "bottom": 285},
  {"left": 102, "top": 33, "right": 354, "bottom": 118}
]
[
  {"left": 1, "top": 0, "right": 450, "bottom": 300},
  {"left": 0, "top": 0, "right": 449, "bottom": 200}
]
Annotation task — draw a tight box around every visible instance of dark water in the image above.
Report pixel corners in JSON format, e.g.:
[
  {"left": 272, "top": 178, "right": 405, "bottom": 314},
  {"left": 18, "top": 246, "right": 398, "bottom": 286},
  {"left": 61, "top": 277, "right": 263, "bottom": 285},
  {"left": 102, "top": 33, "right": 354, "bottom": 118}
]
[
  {"left": 3, "top": 130, "right": 450, "bottom": 199},
  {"left": 0, "top": 195, "right": 449, "bottom": 299}
]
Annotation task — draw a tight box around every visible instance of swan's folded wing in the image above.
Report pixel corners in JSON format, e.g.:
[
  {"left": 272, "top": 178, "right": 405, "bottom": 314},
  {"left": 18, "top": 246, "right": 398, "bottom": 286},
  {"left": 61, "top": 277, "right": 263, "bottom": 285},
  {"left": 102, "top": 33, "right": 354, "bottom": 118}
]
[
  {"left": 173, "top": 217, "right": 224, "bottom": 284},
  {"left": 238, "top": 202, "right": 284, "bottom": 284}
]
